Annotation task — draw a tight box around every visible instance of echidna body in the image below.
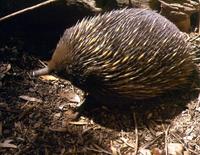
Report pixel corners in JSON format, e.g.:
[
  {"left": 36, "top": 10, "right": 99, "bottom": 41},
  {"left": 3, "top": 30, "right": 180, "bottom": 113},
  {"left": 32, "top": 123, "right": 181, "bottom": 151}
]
[{"left": 33, "top": 8, "right": 195, "bottom": 100}]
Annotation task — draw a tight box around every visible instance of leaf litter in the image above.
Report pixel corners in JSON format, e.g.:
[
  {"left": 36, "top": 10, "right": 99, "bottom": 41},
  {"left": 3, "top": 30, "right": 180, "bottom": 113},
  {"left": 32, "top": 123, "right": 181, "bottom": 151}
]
[{"left": 0, "top": 33, "right": 200, "bottom": 154}]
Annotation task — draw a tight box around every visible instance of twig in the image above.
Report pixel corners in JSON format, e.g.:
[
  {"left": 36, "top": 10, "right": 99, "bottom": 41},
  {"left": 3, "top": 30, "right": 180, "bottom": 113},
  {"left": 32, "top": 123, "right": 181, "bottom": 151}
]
[
  {"left": 140, "top": 133, "right": 164, "bottom": 149},
  {"left": 171, "top": 132, "right": 199, "bottom": 155},
  {"left": 0, "top": 0, "right": 58, "bottom": 22},
  {"left": 120, "top": 137, "right": 135, "bottom": 149},
  {"left": 93, "top": 144, "right": 112, "bottom": 155},
  {"left": 120, "top": 126, "right": 137, "bottom": 150},
  {"left": 187, "top": 34, "right": 200, "bottom": 42},
  {"left": 39, "top": 60, "right": 47, "bottom": 67},
  {"left": 164, "top": 125, "right": 170, "bottom": 155},
  {"left": 85, "top": 146, "right": 112, "bottom": 155},
  {"left": 133, "top": 112, "right": 139, "bottom": 155}
]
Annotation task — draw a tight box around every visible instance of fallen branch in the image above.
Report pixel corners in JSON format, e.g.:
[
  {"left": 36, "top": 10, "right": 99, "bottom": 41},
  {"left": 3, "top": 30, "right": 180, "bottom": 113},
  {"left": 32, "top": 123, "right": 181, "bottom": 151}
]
[{"left": 0, "top": 0, "right": 58, "bottom": 22}]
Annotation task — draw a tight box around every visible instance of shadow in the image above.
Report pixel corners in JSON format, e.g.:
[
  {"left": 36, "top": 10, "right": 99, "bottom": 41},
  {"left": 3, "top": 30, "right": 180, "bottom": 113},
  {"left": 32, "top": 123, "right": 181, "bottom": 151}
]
[
  {"left": 0, "top": 1, "right": 94, "bottom": 60},
  {"left": 0, "top": 49, "right": 36, "bottom": 104},
  {"left": 78, "top": 82, "right": 200, "bottom": 131}
]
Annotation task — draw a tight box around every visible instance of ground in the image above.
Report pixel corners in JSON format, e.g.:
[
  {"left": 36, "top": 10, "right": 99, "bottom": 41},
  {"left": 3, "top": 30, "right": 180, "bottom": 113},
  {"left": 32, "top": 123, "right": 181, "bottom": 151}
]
[{"left": 0, "top": 33, "right": 200, "bottom": 155}]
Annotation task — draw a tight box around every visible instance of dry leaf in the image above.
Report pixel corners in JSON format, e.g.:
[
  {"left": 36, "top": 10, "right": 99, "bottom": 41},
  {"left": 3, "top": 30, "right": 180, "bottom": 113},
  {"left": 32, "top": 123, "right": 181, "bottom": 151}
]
[
  {"left": 110, "top": 141, "right": 118, "bottom": 155},
  {"left": 0, "top": 139, "right": 17, "bottom": 148},
  {"left": 183, "top": 151, "right": 190, "bottom": 155},
  {"left": 140, "top": 148, "right": 152, "bottom": 155},
  {"left": 0, "top": 102, "right": 8, "bottom": 108},
  {"left": 19, "top": 95, "right": 42, "bottom": 103},
  {"left": 0, "top": 64, "right": 11, "bottom": 74},
  {"left": 58, "top": 103, "right": 67, "bottom": 110},
  {"left": 39, "top": 75, "right": 59, "bottom": 81},
  {"left": 168, "top": 143, "right": 183, "bottom": 155},
  {"left": 59, "top": 91, "right": 80, "bottom": 103},
  {"left": 54, "top": 113, "right": 61, "bottom": 119}
]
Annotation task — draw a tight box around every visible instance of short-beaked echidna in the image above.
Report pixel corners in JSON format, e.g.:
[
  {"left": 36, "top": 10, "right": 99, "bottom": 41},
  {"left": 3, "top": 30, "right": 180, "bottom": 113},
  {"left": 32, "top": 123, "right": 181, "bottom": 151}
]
[{"left": 33, "top": 8, "right": 196, "bottom": 101}]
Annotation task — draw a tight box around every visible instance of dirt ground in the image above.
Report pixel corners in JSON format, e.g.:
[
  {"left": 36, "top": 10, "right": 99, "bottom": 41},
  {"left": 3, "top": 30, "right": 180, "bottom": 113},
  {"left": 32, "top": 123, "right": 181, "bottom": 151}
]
[{"left": 0, "top": 33, "right": 200, "bottom": 155}]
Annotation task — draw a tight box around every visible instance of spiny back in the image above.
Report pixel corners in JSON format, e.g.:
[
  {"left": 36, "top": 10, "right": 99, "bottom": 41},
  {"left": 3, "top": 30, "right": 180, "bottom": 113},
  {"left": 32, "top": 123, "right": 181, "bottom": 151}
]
[{"left": 50, "top": 8, "right": 195, "bottom": 100}]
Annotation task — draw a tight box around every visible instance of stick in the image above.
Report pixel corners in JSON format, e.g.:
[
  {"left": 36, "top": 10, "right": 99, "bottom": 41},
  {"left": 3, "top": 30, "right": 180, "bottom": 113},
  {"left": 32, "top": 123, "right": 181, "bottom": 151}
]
[
  {"left": 171, "top": 132, "right": 199, "bottom": 155},
  {"left": 120, "top": 137, "right": 135, "bottom": 149},
  {"left": 164, "top": 125, "right": 170, "bottom": 155},
  {"left": 140, "top": 133, "right": 164, "bottom": 149},
  {"left": 133, "top": 112, "right": 139, "bottom": 155},
  {"left": 120, "top": 113, "right": 139, "bottom": 154},
  {"left": 0, "top": 0, "right": 58, "bottom": 22}
]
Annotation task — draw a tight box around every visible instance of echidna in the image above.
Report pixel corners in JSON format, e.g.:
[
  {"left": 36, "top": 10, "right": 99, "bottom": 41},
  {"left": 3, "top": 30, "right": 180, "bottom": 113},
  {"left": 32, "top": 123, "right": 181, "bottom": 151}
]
[{"left": 33, "top": 8, "right": 196, "bottom": 101}]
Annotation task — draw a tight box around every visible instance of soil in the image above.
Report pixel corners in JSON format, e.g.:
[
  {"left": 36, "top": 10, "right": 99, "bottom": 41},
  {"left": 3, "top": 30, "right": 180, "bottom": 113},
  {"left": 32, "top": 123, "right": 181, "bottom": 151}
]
[{"left": 0, "top": 33, "right": 200, "bottom": 155}]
